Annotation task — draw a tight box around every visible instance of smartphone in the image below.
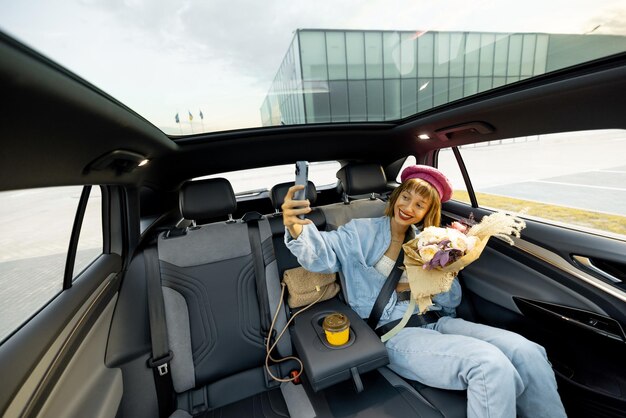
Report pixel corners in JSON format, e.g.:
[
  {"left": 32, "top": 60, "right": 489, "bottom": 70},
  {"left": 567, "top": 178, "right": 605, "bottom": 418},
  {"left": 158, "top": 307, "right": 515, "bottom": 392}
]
[{"left": 294, "top": 161, "right": 309, "bottom": 219}]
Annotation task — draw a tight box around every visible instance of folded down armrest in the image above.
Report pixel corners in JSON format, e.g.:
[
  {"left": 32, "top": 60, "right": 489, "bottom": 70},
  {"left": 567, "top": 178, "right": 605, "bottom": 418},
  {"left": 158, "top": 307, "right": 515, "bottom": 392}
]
[{"left": 290, "top": 298, "right": 389, "bottom": 392}]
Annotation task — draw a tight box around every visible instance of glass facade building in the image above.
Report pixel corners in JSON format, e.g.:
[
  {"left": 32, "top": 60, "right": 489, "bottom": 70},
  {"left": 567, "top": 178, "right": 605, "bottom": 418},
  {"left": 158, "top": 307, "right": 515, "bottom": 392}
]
[{"left": 261, "top": 30, "right": 626, "bottom": 126}]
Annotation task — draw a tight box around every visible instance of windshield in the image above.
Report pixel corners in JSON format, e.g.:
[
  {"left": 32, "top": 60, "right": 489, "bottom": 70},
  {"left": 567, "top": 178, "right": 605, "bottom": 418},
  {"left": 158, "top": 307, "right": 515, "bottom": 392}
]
[{"left": 2, "top": 1, "right": 625, "bottom": 136}]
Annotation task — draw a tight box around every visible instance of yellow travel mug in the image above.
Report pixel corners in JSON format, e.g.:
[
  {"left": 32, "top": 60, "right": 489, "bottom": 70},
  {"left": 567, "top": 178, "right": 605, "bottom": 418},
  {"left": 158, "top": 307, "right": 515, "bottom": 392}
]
[{"left": 322, "top": 313, "right": 350, "bottom": 346}]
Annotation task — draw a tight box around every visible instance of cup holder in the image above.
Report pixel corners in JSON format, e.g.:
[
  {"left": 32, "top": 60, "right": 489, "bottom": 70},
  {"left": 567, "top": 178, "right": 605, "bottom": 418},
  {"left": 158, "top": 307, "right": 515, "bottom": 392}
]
[{"left": 313, "top": 312, "right": 356, "bottom": 350}]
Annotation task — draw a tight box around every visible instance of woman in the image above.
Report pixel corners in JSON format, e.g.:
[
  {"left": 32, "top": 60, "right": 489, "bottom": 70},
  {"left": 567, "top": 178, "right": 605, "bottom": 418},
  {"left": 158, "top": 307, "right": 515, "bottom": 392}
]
[{"left": 282, "top": 165, "right": 566, "bottom": 418}]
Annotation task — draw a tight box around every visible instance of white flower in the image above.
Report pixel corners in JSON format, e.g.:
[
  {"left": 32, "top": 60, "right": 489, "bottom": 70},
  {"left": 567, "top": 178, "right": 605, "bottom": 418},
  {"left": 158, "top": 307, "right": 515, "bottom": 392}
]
[
  {"left": 417, "top": 226, "right": 448, "bottom": 248},
  {"left": 447, "top": 228, "right": 470, "bottom": 252},
  {"left": 465, "top": 236, "right": 478, "bottom": 251},
  {"left": 418, "top": 244, "right": 439, "bottom": 262}
]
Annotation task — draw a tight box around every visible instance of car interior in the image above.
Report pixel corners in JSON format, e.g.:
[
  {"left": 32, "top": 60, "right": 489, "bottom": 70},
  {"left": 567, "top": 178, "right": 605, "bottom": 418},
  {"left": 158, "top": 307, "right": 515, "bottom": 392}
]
[{"left": 1, "top": 28, "right": 626, "bottom": 418}]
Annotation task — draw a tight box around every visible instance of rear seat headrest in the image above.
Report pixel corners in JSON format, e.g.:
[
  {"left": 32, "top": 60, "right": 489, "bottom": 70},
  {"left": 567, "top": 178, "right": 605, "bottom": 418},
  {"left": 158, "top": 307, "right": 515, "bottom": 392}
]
[
  {"left": 180, "top": 178, "right": 237, "bottom": 220},
  {"left": 270, "top": 181, "right": 317, "bottom": 211},
  {"left": 336, "top": 163, "right": 387, "bottom": 195}
]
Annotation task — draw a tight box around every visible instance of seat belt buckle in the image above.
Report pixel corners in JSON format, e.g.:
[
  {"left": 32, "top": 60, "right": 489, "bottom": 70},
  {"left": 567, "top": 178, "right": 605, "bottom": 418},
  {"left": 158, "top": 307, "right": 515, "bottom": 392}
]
[
  {"left": 157, "top": 363, "right": 168, "bottom": 376},
  {"left": 147, "top": 350, "right": 173, "bottom": 376}
]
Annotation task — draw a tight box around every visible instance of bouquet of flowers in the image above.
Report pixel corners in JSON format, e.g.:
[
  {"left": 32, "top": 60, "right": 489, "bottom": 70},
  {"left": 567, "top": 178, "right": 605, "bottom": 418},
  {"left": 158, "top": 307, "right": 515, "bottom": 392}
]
[{"left": 380, "top": 212, "right": 526, "bottom": 342}]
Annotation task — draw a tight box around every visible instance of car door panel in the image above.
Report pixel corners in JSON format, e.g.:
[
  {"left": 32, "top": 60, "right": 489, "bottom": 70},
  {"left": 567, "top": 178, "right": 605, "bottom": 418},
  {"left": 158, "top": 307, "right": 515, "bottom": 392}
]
[
  {"left": 513, "top": 298, "right": 625, "bottom": 343},
  {"left": 0, "top": 254, "right": 122, "bottom": 417},
  {"left": 36, "top": 296, "right": 122, "bottom": 418},
  {"left": 442, "top": 203, "right": 626, "bottom": 417},
  {"left": 461, "top": 245, "right": 609, "bottom": 315}
]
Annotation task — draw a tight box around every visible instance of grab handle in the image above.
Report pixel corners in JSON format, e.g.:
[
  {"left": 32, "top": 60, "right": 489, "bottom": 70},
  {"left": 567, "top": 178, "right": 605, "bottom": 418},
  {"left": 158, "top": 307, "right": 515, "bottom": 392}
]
[{"left": 572, "top": 255, "right": 622, "bottom": 284}]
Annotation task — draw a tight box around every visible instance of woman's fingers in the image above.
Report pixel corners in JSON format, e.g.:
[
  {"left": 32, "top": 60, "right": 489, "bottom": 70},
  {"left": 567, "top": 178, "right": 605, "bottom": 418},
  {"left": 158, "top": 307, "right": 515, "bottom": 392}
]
[
  {"left": 282, "top": 201, "right": 311, "bottom": 212},
  {"left": 283, "top": 186, "right": 307, "bottom": 202},
  {"left": 291, "top": 217, "right": 313, "bottom": 225},
  {"left": 284, "top": 184, "right": 303, "bottom": 200},
  {"left": 285, "top": 205, "right": 311, "bottom": 213},
  {"left": 283, "top": 207, "right": 312, "bottom": 218},
  {"left": 282, "top": 185, "right": 310, "bottom": 211},
  {"left": 283, "top": 185, "right": 313, "bottom": 238},
  {"left": 282, "top": 201, "right": 311, "bottom": 211},
  {"left": 282, "top": 206, "right": 312, "bottom": 223},
  {"left": 283, "top": 184, "right": 313, "bottom": 229}
]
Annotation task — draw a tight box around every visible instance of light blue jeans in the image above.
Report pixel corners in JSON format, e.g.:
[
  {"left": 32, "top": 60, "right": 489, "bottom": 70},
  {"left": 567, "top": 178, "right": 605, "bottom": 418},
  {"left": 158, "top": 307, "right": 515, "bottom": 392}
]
[{"left": 385, "top": 316, "right": 567, "bottom": 418}]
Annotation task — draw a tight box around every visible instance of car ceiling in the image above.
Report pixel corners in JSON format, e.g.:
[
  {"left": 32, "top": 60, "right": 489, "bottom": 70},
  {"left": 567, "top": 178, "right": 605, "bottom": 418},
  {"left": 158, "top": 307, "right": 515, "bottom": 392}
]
[{"left": 2, "top": 31, "right": 626, "bottom": 193}]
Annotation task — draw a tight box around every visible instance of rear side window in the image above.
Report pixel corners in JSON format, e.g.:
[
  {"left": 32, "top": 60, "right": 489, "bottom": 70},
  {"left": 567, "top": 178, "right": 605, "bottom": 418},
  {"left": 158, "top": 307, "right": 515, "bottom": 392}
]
[
  {"left": 0, "top": 186, "right": 103, "bottom": 343},
  {"left": 438, "top": 129, "right": 626, "bottom": 238}
]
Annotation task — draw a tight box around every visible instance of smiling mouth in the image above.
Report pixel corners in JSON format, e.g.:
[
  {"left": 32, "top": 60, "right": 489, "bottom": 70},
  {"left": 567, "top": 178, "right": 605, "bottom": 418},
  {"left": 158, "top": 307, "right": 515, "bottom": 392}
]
[{"left": 398, "top": 209, "right": 413, "bottom": 221}]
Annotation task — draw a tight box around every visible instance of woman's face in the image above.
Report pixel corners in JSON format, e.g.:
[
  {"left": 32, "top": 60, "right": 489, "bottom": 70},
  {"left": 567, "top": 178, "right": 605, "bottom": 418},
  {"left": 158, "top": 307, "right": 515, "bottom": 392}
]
[{"left": 393, "top": 188, "right": 431, "bottom": 227}]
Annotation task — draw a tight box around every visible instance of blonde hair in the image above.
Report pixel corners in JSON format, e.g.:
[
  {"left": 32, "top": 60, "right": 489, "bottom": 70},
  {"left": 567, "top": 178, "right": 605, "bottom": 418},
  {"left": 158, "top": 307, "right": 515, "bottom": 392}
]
[{"left": 385, "top": 178, "right": 441, "bottom": 227}]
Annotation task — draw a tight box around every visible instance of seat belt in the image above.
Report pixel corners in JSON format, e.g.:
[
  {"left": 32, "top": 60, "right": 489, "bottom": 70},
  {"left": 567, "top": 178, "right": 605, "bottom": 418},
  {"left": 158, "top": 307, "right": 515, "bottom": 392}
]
[
  {"left": 367, "top": 229, "right": 412, "bottom": 330},
  {"left": 243, "top": 212, "right": 273, "bottom": 343},
  {"left": 374, "top": 311, "right": 441, "bottom": 337},
  {"left": 144, "top": 244, "right": 175, "bottom": 418},
  {"left": 367, "top": 249, "right": 405, "bottom": 330}
]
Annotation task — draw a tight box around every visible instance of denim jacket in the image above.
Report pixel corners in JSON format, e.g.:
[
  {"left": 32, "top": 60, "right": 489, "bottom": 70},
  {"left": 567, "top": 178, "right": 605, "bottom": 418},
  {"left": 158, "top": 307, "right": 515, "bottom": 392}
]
[{"left": 285, "top": 216, "right": 461, "bottom": 324}]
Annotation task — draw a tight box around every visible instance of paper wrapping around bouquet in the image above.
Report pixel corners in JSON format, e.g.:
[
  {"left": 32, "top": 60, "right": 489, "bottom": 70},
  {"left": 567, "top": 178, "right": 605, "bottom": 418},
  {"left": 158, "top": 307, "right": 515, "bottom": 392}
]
[
  {"left": 403, "top": 236, "right": 489, "bottom": 313},
  {"left": 379, "top": 213, "right": 526, "bottom": 342},
  {"left": 380, "top": 236, "right": 491, "bottom": 343}
]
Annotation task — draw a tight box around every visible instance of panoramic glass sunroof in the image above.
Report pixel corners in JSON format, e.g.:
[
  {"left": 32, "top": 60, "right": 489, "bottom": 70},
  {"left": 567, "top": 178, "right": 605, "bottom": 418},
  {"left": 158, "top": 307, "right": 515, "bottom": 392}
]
[{"left": 1, "top": 1, "right": 625, "bottom": 136}]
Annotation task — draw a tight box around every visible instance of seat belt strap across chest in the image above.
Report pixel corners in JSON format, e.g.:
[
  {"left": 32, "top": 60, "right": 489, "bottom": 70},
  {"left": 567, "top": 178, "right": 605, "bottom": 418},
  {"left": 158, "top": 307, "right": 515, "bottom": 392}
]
[{"left": 367, "top": 249, "right": 405, "bottom": 330}]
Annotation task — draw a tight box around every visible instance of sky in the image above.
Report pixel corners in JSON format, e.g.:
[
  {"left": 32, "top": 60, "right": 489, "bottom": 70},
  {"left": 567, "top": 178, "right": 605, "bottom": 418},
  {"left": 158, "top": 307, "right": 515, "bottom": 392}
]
[{"left": 1, "top": 0, "right": 625, "bottom": 135}]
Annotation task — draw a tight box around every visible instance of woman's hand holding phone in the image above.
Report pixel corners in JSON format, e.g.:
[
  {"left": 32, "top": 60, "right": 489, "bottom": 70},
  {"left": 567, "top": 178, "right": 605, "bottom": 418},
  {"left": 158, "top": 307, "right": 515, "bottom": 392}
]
[{"left": 282, "top": 185, "right": 312, "bottom": 239}]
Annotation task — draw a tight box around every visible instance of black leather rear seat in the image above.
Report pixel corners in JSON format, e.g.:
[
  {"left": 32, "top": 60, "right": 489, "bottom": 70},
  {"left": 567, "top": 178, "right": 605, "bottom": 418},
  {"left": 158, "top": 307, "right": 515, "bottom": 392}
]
[
  {"left": 126, "top": 174, "right": 466, "bottom": 417},
  {"left": 156, "top": 178, "right": 293, "bottom": 417}
]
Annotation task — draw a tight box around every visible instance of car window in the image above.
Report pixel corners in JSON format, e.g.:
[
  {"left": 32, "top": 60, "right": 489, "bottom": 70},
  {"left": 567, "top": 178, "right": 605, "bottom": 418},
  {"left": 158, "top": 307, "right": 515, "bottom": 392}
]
[
  {"left": 197, "top": 161, "right": 341, "bottom": 195},
  {"left": 438, "top": 130, "right": 626, "bottom": 238},
  {"left": 0, "top": 186, "right": 104, "bottom": 343}
]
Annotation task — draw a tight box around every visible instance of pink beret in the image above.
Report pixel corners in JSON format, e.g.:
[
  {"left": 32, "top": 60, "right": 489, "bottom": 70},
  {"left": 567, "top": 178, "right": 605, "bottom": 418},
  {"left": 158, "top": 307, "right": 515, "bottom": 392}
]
[{"left": 400, "top": 165, "right": 453, "bottom": 203}]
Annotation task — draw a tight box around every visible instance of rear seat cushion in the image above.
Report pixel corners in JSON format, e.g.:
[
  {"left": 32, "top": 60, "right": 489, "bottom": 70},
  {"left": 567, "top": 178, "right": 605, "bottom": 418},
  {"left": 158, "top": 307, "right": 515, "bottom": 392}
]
[
  {"left": 411, "top": 383, "right": 467, "bottom": 417},
  {"left": 170, "top": 388, "right": 288, "bottom": 418}
]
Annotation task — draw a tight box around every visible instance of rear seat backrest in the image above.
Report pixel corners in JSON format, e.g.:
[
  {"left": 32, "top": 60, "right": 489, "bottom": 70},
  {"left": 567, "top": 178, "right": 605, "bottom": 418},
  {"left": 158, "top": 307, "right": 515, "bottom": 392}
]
[
  {"left": 317, "top": 164, "right": 389, "bottom": 305},
  {"left": 321, "top": 163, "right": 388, "bottom": 230},
  {"left": 157, "top": 178, "right": 291, "bottom": 409}
]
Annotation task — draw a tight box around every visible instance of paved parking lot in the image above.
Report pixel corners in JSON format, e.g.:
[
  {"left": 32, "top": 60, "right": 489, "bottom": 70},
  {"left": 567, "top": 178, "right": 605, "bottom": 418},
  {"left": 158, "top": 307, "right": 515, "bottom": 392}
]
[
  {"left": 440, "top": 132, "right": 626, "bottom": 217},
  {"left": 484, "top": 165, "right": 626, "bottom": 216}
]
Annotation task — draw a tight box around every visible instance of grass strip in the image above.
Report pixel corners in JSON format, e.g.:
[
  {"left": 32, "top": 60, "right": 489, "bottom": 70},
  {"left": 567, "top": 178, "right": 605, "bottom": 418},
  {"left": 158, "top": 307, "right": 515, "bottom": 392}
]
[{"left": 452, "top": 190, "right": 626, "bottom": 237}]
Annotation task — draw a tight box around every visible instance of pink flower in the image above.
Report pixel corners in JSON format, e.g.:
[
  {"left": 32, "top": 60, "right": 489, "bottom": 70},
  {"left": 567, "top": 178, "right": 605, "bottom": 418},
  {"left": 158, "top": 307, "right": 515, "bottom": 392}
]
[{"left": 450, "top": 221, "right": 468, "bottom": 234}]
